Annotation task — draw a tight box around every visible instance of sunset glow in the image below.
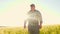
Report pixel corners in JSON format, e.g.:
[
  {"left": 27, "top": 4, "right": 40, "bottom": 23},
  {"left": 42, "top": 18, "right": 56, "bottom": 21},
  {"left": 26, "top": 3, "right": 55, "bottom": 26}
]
[{"left": 0, "top": 0, "right": 60, "bottom": 26}]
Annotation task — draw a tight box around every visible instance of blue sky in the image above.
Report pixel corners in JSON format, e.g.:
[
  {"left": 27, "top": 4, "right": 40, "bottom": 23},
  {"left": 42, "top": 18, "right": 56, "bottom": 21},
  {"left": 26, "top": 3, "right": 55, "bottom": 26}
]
[{"left": 0, "top": 0, "right": 60, "bottom": 26}]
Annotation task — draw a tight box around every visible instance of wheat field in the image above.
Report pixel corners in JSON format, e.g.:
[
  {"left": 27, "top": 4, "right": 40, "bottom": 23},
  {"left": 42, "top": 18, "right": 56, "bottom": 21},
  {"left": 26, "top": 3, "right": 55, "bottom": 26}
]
[{"left": 0, "top": 25, "right": 60, "bottom": 34}]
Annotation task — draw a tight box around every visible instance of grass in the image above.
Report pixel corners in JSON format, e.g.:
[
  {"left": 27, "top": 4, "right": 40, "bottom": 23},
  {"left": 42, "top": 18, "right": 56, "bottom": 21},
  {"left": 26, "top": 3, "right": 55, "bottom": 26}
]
[
  {"left": 0, "top": 25, "right": 60, "bottom": 34},
  {"left": 40, "top": 25, "right": 60, "bottom": 34}
]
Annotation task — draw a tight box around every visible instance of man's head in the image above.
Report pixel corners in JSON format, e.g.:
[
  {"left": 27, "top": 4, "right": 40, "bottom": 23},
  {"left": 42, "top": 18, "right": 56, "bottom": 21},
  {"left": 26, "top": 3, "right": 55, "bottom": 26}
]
[{"left": 30, "top": 4, "right": 35, "bottom": 11}]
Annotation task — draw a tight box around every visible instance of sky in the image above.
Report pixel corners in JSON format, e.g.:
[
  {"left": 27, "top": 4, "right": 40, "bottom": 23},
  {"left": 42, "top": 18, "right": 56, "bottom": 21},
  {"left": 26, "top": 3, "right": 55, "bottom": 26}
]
[{"left": 0, "top": 0, "right": 60, "bottom": 26}]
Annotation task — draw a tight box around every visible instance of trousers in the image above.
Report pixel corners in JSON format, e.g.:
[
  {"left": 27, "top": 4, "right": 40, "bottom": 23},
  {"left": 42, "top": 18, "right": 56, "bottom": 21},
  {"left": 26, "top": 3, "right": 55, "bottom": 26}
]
[{"left": 28, "top": 20, "right": 39, "bottom": 34}]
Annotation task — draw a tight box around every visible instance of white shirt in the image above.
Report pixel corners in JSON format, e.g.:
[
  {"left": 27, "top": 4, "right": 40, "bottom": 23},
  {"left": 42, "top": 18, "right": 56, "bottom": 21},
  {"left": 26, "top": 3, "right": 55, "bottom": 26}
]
[{"left": 27, "top": 10, "right": 42, "bottom": 23}]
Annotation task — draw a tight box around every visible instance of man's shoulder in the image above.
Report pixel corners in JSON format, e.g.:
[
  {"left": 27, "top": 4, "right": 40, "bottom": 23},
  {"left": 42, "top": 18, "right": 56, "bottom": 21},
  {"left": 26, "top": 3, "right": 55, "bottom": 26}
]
[
  {"left": 35, "top": 10, "right": 40, "bottom": 13},
  {"left": 27, "top": 10, "right": 31, "bottom": 14},
  {"left": 27, "top": 10, "right": 40, "bottom": 13},
  {"left": 35, "top": 10, "right": 39, "bottom": 11},
  {"left": 27, "top": 11, "right": 30, "bottom": 13}
]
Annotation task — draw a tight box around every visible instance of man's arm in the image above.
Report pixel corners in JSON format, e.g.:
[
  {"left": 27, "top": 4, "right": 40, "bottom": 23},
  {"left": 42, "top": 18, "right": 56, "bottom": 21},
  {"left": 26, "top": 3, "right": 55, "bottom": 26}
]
[
  {"left": 40, "top": 21, "right": 43, "bottom": 29},
  {"left": 39, "top": 13, "right": 43, "bottom": 29},
  {"left": 37, "top": 11, "right": 43, "bottom": 29},
  {"left": 24, "top": 20, "right": 27, "bottom": 28},
  {"left": 24, "top": 12, "right": 28, "bottom": 28}
]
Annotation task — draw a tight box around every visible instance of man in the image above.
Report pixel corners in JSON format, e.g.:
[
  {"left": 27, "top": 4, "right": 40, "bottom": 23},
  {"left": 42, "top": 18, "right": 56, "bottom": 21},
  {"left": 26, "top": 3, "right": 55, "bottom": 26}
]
[{"left": 24, "top": 4, "right": 43, "bottom": 34}]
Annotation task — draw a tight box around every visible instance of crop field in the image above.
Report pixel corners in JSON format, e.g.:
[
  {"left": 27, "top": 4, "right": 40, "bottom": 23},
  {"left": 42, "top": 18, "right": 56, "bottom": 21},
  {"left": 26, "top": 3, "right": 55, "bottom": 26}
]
[{"left": 0, "top": 25, "right": 60, "bottom": 34}]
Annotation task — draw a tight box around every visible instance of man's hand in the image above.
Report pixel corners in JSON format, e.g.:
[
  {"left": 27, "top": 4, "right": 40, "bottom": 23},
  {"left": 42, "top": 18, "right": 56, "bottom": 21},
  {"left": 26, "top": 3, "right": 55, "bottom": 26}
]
[
  {"left": 24, "top": 25, "right": 26, "bottom": 29},
  {"left": 39, "top": 25, "right": 42, "bottom": 29},
  {"left": 24, "top": 20, "right": 26, "bottom": 29},
  {"left": 39, "top": 21, "right": 42, "bottom": 29}
]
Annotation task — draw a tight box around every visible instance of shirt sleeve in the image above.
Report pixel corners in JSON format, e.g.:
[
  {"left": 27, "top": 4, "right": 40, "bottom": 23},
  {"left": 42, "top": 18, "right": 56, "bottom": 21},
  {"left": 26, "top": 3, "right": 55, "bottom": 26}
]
[
  {"left": 37, "top": 11, "right": 42, "bottom": 23},
  {"left": 25, "top": 11, "right": 30, "bottom": 21}
]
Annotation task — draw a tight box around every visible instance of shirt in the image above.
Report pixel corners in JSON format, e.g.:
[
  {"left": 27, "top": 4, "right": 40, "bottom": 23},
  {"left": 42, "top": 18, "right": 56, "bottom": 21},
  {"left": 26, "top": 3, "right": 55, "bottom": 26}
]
[
  {"left": 27, "top": 10, "right": 42, "bottom": 21},
  {"left": 26, "top": 10, "right": 42, "bottom": 26}
]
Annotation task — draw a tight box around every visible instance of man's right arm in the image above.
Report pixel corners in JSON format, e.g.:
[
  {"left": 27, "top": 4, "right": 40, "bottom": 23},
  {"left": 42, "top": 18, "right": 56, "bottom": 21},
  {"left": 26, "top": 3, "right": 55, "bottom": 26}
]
[
  {"left": 24, "top": 20, "right": 26, "bottom": 28},
  {"left": 24, "top": 12, "right": 28, "bottom": 29}
]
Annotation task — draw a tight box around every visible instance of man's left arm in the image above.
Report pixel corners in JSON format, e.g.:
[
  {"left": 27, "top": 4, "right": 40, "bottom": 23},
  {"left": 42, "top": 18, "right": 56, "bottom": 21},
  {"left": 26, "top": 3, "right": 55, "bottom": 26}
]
[
  {"left": 38, "top": 11, "right": 43, "bottom": 29},
  {"left": 40, "top": 13, "right": 43, "bottom": 29}
]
